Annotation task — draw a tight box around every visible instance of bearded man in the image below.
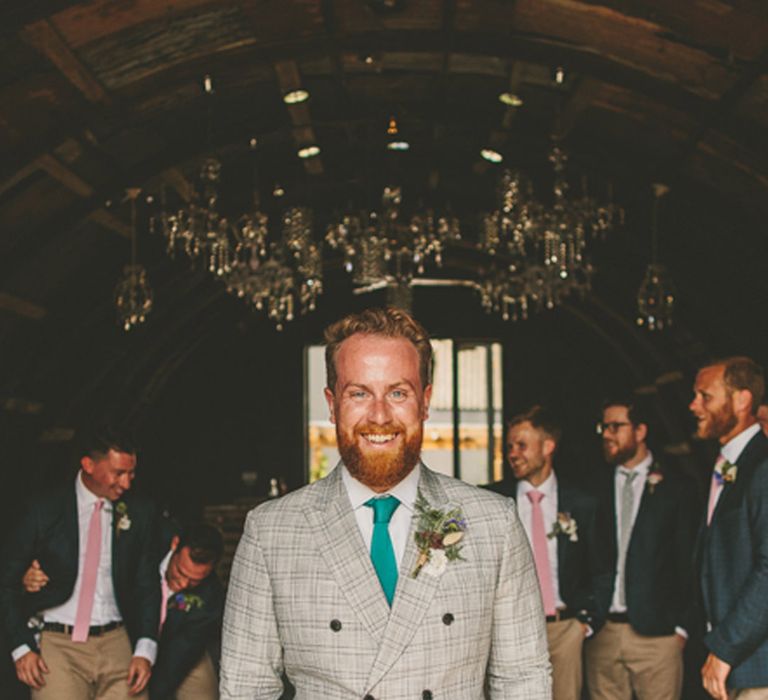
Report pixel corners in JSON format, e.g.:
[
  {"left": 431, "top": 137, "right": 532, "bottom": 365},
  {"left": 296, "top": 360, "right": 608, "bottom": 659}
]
[
  {"left": 585, "top": 397, "right": 700, "bottom": 700},
  {"left": 691, "top": 357, "right": 768, "bottom": 700},
  {"left": 220, "top": 307, "right": 550, "bottom": 699}
]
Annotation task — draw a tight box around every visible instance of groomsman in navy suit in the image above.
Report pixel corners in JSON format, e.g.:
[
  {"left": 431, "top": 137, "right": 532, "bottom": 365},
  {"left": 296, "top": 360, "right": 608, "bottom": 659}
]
[
  {"left": 0, "top": 425, "right": 160, "bottom": 698},
  {"left": 691, "top": 357, "right": 768, "bottom": 700},
  {"left": 586, "top": 397, "right": 700, "bottom": 700},
  {"left": 487, "top": 405, "right": 608, "bottom": 700}
]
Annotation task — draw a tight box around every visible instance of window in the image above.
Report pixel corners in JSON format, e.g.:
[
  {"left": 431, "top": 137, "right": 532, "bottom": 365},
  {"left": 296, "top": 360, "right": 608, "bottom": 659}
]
[{"left": 305, "top": 339, "right": 503, "bottom": 486}]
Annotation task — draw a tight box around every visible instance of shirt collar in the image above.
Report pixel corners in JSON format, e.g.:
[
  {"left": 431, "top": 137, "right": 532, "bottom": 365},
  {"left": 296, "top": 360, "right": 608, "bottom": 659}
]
[
  {"left": 341, "top": 462, "right": 421, "bottom": 513},
  {"left": 721, "top": 423, "right": 761, "bottom": 465},
  {"left": 517, "top": 470, "right": 558, "bottom": 500},
  {"left": 76, "top": 470, "right": 112, "bottom": 512},
  {"left": 616, "top": 450, "right": 653, "bottom": 480},
  {"left": 159, "top": 548, "right": 173, "bottom": 581}
]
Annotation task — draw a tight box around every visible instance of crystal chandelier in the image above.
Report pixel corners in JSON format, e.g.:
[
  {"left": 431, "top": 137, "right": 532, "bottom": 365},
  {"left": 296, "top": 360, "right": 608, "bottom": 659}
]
[
  {"left": 115, "top": 188, "right": 153, "bottom": 331},
  {"left": 325, "top": 185, "right": 461, "bottom": 287},
  {"left": 636, "top": 184, "right": 675, "bottom": 331},
  {"left": 477, "top": 144, "right": 622, "bottom": 319}
]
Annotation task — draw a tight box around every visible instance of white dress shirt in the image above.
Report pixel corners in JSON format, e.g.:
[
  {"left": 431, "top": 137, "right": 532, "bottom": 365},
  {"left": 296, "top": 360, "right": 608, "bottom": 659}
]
[
  {"left": 710, "top": 422, "right": 761, "bottom": 514},
  {"left": 610, "top": 452, "right": 652, "bottom": 613},
  {"left": 341, "top": 462, "right": 420, "bottom": 570},
  {"left": 11, "top": 472, "right": 157, "bottom": 663},
  {"left": 516, "top": 473, "right": 565, "bottom": 610}
]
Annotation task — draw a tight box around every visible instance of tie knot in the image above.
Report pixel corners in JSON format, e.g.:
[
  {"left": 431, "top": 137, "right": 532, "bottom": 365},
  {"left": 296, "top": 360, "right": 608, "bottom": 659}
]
[
  {"left": 526, "top": 489, "right": 544, "bottom": 504},
  {"left": 365, "top": 495, "right": 400, "bottom": 524},
  {"left": 621, "top": 469, "right": 638, "bottom": 483},
  {"left": 94, "top": 500, "right": 104, "bottom": 512}
]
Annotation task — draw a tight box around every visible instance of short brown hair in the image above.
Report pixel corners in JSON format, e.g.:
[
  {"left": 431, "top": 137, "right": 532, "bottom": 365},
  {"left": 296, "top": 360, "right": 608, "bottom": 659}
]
[
  {"left": 324, "top": 307, "right": 433, "bottom": 391},
  {"left": 715, "top": 356, "right": 765, "bottom": 414},
  {"left": 508, "top": 405, "right": 562, "bottom": 445}
]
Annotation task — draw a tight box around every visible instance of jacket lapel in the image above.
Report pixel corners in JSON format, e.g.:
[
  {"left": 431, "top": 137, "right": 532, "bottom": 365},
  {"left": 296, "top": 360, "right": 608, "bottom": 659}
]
[
  {"left": 556, "top": 480, "right": 571, "bottom": 577},
  {"left": 303, "top": 468, "right": 391, "bottom": 644},
  {"left": 364, "top": 466, "right": 448, "bottom": 692}
]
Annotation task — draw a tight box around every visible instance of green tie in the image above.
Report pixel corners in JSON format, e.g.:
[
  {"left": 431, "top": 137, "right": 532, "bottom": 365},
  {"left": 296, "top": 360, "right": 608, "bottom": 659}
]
[{"left": 365, "top": 496, "right": 400, "bottom": 606}]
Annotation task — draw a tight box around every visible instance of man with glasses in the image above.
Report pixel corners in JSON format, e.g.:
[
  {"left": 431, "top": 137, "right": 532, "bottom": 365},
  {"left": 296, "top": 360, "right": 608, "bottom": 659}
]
[{"left": 585, "top": 398, "right": 699, "bottom": 700}]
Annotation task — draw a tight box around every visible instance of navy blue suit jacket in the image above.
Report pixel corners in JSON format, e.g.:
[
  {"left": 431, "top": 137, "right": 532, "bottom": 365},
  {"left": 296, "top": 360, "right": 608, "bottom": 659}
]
[
  {"left": 0, "top": 484, "right": 161, "bottom": 653},
  {"left": 697, "top": 430, "right": 768, "bottom": 689},
  {"left": 486, "top": 474, "right": 610, "bottom": 631},
  {"left": 596, "top": 460, "right": 700, "bottom": 637}
]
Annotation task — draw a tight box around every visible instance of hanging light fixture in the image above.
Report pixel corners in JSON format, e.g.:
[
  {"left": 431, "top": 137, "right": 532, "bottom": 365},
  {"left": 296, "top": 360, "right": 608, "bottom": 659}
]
[
  {"left": 636, "top": 183, "right": 675, "bottom": 331},
  {"left": 477, "top": 142, "right": 621, "bottom": 319},
  {"left": 115, "top": 188, "right": 153, "bottom": 331}
]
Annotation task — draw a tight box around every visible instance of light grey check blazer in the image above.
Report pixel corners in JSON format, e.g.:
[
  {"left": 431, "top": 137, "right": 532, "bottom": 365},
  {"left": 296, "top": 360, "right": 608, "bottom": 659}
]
[{"left": 220, "top": 465, "right": 551, "bottom": 699}]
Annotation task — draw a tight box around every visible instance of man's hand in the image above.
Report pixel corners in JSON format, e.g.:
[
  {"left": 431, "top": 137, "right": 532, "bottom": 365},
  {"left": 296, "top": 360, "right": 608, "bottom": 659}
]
[
  {"left": 22, "top": 560, "right": 49, "bottom": 593},
  {"left": 127, "top": 656, "right": 152, "bottom": 696},
  {"left": 15, "top": 650, "right": 49, "bottom": 689},
  {"left": 701, "top": 652, "right": 731, "bottom": 700}
]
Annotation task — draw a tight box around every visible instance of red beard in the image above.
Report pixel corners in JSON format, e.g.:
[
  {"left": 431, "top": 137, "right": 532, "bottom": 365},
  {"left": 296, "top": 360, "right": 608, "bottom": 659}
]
[{"left": 337, "top": 421, "right": 423, "bottom": 491}]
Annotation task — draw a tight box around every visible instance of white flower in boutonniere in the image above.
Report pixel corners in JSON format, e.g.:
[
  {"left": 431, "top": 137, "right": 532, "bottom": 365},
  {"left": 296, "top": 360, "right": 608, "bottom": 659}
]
[
  {"left": 411, "top": 491, "right": 467, "bottom": 579},
  {"left": 547, "top": 512, "right": 578, "bottom": 542},
  {"left": 647, "top": 468, "right": 664, "bottom": 495},
  {"left": 115, "top": 501, "right": 131, "bottom": 534},
  {"left": 716, "top": 460, "right": 738, "bottom": 484}
]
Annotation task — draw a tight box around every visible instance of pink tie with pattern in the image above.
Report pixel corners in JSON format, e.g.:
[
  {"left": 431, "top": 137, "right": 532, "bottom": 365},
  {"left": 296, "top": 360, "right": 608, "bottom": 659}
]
[
  {"left": 526, "top": 490, "right": 557, "bottom": 616},
  {"left": 72, "top": 500, "right": 104, "bottom": 642}
]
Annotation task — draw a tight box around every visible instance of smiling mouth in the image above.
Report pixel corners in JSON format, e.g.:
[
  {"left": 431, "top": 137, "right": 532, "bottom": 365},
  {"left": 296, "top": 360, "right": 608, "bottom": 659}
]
[{"left": 361, "top": 433, "right": 399, "bottom": 444}]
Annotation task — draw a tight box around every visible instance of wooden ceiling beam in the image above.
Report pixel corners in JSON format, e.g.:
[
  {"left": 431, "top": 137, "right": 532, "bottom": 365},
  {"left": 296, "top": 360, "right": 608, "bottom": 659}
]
[
  {"left": 21, "top": 19, "right": 109, "bottom": 105},
  {"left": 36, "top": 153, "right": 93, "bottom": 197},
  {"left": 273, "top": 59, "right": 325, "bottom": 176},
  {"left": 552, "top": 77, "right": 603, "bottom": 140},
  {"left": 0, "top": 292, "right": 47, "bottom": 320},
  {"left": 88, "top": 208, "right": 131, "bottom": 238}
]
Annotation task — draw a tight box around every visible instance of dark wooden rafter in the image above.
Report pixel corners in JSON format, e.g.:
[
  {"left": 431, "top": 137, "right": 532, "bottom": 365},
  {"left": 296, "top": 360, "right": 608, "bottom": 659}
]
[
  {"left": 0, "top": 292, "right": 47, "bottom": 320},
  {"left": 21, "top": 18, "right": 110, "bottom": 104},
  {"left": 273, "top": 59, "right": 324, "bottom": 176}
]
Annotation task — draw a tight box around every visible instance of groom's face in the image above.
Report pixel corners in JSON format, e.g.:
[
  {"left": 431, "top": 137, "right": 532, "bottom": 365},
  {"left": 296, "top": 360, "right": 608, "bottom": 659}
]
[{"left": 325, "top": 333, "right": 432, "bottom": 492}]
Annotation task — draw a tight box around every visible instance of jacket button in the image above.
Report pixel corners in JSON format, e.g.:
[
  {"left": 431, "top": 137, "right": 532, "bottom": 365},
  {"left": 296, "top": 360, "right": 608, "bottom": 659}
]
[
  {"left": 363, "top": 695, "right": 375, "bottom": 700},
  {"left": 330, "top": 619, "right": 342, "bottom": 632},
  {"left": 442, "top": 613, "right": 454, "bottom": 625},
  {"left": 422, "top": 691, "right": 433, "bottom": 700}
]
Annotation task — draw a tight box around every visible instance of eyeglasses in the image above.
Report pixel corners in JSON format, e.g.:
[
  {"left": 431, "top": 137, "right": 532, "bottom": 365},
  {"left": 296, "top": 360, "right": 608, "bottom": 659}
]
[{"left": 596, "top": 421, "right": 632, "bottom": 435}]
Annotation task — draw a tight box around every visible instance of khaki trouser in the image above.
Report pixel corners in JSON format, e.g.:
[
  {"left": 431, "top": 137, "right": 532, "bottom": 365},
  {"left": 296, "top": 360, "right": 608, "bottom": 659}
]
[
  {"left": 175, "top": 651, "right": 218, "bottom": 700},
  {"left": 547, "top": 617, "right": 585, "bottom": 700},
  {"left": 730, "top": 689, "right": 768, "bottom": 700},
  {"left": 585, "top": 621, "right": 682, "bottom": 700},
  {"left": 32, "top": 627, "right": 148, "bottom": 700}
]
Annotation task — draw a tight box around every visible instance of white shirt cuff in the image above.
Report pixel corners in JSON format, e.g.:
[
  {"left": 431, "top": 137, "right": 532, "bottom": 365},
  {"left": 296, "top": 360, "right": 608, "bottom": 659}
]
[
  {"left": 675, "top": 626, "right": 688, "bottom": 640},
  {"left": 11, "top": 644, "right": 32, "bottom": 662},
  {"left": 133, "top": 638, "right": 157, "bottom": 665}
]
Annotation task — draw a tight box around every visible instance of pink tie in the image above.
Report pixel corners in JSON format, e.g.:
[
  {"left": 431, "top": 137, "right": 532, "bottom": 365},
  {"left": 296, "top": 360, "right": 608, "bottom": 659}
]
[
  {"left": 160, "top": 576, "right": 171, "bottom": 631},
  {"left": 526, "top": 490, "right": 557, "bottom": 616},
  {"left": 72, "top": 500, "right": 104, "bottom": 642},
  {"left": 707, "top": 455, "right": 726, "bottom": 525}
]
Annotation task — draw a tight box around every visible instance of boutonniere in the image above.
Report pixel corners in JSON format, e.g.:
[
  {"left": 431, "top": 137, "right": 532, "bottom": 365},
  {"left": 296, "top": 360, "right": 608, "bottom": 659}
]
[
  {"left": 716, "top": 460, "right": 738, "bottom": 484},
  {"left": 547, "top": 512, "right": 578, "bottom": 542},
  {"left": 647, "top": 468, "right": 664, "bottom": 495},
  {"left": 411, "top": 490, "right": 467, "bottom": 579},
  {"left": 168, "top": 592, "right": 204, "bottom": 613},
  {"left": 114, "top": 501, "right": 131, "bottom": 534}
]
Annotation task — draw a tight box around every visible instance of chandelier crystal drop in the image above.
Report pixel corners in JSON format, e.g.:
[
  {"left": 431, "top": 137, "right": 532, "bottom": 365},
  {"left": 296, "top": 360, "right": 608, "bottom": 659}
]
[{"left": 115, "top": 188, "right": 153, "bottom": 331}]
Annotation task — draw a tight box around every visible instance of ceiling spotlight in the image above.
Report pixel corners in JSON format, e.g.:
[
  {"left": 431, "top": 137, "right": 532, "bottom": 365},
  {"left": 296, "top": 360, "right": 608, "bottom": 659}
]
[
  {"left": 273, "top": 183, "right": 285, "bottom": 198},
  {"left": 498, "top": 92, "right": 523, "bottom": 107},
  {"left": 249, "top": 137, "right": 258, "bottom": 149},
  {"left": 481, "top": 148, "right": 503, "bottom": 163},
  {"left": 203, "top": 74, "right": 214, "bottom": 94},
  {"left": 387, "top": 116, "right": 399, "bottom": 135},
  {"left": 145, "top": 194, "right": 154, "bottom": 204},
  {"left": 298, "top": 145, "right": 321, "bottom": 159},
  {"left": 362, "top": 54, "right": 376, "bottom": 65},
  {"left": 283, "top": 89, "right": 310, "bottom": 105},
  {"left": 387, "top": 141, "right": 410, "bottom": 151},
  {"left": 554, "top": 66, "right": 565, "bottom": 85}
]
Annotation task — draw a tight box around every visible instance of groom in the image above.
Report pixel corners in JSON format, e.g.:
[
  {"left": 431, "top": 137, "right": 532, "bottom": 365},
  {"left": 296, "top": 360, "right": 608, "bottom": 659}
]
[{"left": 220, "top": 307, "right": 550, "bottom": 699}]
